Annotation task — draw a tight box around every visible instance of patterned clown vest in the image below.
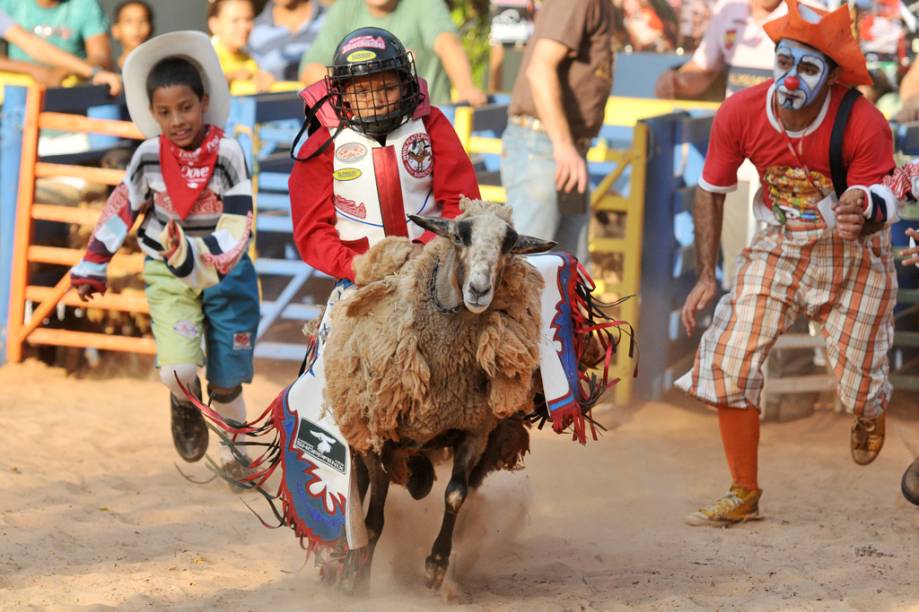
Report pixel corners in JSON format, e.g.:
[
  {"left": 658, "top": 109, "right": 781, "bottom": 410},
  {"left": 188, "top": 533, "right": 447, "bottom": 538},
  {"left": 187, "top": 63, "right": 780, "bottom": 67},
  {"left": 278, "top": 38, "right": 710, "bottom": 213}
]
[{"left": 330, "top": 119, "right": 436, "bottom": 249}]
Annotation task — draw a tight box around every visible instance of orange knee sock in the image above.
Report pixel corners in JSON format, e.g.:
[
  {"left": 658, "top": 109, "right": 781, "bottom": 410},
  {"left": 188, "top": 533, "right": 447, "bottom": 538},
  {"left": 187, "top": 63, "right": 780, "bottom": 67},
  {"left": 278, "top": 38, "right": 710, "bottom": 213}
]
[{"left": 717, "top": 407, "right": 760, "bottom": 492}]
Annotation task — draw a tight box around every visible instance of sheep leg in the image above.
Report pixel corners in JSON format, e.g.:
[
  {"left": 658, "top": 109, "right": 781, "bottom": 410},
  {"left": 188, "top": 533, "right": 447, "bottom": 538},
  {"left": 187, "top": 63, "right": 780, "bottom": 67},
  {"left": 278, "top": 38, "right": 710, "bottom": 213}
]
[
  {"left": 425, "top": 431, "right": 488, "bottom": 590},
  {"left": 355, "top": 452, "right": 370, "bottom": 501},
  {"left": 342, "top": 452, "right": 389, "bottom": 595}
]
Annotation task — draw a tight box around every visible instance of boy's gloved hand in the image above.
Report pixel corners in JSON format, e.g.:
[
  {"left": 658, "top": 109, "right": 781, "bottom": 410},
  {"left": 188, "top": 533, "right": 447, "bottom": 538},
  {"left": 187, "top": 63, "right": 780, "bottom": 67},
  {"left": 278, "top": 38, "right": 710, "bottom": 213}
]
[
  {"left": 161, "top": 219, "right": 181, "bottom": 259},
  {"left": 75, "top": 281, "right": 101, "bottom": 302}
]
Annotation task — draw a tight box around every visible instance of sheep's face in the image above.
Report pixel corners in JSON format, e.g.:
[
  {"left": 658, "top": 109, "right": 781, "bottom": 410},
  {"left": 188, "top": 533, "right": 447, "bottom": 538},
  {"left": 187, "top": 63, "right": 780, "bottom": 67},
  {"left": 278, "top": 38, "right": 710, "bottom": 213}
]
[{"left": 408, "top": 211, "right": 556, "bottom": 314}]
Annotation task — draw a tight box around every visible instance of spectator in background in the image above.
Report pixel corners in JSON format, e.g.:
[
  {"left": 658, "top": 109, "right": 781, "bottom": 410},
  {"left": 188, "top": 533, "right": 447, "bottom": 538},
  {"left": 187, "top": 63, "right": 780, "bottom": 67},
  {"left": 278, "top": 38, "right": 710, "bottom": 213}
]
[
  {"left": 249, "top": 0, "right": 325, "bottom": 82},
  {"left": 674, "top": 0, "right": 716, "bottom": 52},
  {"left": 111, "top": 0, "right": 153, "bottom": 70},
  {"left": 654, "top": 0, "right": 788, "bottom": 100},
  {"left": 299, "top": 0, "right": 487, "bottom": 106},
  {"left": 0, "top": 7, "right": 120, "bottom": 92},
  {"left": 208, "top": 0, "right": 275, "bottom": 94},
  {"left": 896, "top": 64, "right": 919, "bottom": 121},
  {"left": 0, "top": 0, "right": 111, "bottom": 70},
  {"left": 617, "top": 0, "right": 677, "bottom": 51},
  {"left": 500, "top": 0, "right": 613, "bottom": 259}
]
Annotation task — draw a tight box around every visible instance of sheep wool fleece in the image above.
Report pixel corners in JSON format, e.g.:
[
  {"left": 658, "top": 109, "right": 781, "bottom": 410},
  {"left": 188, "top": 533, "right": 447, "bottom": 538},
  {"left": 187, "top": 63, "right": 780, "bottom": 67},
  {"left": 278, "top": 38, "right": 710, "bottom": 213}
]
[{"left": 278, "top": 250, "right": 592, "bottom": 550}]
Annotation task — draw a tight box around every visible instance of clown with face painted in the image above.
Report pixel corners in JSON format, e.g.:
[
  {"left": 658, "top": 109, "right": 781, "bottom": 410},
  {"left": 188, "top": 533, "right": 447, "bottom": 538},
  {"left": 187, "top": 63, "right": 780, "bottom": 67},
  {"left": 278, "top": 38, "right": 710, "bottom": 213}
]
[
  {"left": 675, "top": 0, "right": 904, "bottom": 527},
  {"left": 773, "top": 39, "right": 834, "bottom": 110}
]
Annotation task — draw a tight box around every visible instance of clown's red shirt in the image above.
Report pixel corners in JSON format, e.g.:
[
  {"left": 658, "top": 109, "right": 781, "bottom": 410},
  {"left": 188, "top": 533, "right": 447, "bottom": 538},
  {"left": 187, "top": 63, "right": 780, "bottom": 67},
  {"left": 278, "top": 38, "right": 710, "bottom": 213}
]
[
  {"left": 289, "top": 106, "right": 480, "bottom": 281},
  {"left": 701, "top": 81, "right": 894, "bottom": 214}
]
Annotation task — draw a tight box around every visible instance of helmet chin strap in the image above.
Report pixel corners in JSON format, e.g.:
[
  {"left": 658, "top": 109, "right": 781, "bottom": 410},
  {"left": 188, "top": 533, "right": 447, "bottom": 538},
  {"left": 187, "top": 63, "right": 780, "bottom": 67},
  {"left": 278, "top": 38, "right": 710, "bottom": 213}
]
[{"left": 290, "top": 94, "right": 345, "bottom": 163}]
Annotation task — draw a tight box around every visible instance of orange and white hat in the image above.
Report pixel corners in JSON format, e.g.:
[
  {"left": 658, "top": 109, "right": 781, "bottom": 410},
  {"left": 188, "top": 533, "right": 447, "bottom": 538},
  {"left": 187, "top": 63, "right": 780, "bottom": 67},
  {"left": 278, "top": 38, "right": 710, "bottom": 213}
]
[{"left": 763, "top": 0, "right": 872, "bottom": 87}]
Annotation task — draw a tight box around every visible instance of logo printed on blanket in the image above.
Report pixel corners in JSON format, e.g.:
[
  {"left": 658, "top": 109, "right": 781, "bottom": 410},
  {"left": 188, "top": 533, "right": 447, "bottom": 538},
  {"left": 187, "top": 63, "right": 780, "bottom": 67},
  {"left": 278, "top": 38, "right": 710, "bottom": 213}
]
[{"left": 295, "top": 419, "right": 347, "bottom": 474}]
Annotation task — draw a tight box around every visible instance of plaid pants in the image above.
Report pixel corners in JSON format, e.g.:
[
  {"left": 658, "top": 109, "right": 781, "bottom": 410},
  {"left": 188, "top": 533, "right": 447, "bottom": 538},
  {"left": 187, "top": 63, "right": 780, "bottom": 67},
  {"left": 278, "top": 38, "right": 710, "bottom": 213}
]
[{"left": 677, "top": 222, "right": 896, "bottom": 418}]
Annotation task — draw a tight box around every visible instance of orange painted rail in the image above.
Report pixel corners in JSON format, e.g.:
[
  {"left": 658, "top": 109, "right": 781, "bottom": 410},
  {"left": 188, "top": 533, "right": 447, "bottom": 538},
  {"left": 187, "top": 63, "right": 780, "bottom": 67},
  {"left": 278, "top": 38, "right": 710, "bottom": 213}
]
[{"left": 5, "top": 84, "right": 152, "bottom": 362}]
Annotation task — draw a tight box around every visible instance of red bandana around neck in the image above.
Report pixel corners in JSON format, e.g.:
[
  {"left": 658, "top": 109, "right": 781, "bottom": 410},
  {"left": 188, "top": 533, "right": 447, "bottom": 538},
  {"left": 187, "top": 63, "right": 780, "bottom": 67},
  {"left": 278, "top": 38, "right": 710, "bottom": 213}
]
[{"left": 159, "top": 125, "right": 223, "bottom": 220}]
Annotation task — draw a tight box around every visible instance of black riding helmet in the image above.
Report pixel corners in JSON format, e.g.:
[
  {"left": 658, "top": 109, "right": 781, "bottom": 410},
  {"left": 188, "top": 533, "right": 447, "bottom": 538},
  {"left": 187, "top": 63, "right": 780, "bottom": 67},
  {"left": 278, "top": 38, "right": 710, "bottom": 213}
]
[{"left": 327, "top": 27, "right": 422, "bottom": 138}]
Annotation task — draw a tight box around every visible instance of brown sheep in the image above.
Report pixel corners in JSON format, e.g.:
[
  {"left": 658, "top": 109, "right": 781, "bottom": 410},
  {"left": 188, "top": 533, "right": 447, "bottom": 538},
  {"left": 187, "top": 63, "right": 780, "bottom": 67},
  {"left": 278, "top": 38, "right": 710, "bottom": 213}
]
[{"left": 322, "top": 198, "right": 555, "bottom": 592}]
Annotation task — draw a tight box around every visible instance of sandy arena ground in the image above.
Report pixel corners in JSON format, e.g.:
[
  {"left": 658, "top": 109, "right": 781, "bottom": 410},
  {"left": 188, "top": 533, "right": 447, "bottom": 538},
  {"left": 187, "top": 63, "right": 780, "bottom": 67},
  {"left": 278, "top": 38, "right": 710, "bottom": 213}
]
[{"left": 2, "top": 358, "right": 919, "bottom": 611}]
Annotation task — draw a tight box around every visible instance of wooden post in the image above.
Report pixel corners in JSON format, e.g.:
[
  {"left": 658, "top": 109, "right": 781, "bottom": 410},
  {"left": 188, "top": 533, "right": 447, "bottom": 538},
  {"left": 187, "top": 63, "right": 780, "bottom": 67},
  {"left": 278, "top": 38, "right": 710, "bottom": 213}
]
[
  {"left": 6, "top": 85, "right": 44, "bottom": 363},
  {"left": 15, "top": 274, "right": 72, "bottom": 344},
  {"left": 613, "top": 123, "right": 648, "bottom": 405},
  {"left": 452, "top": 106, "right": 473, "bottom": 153}
]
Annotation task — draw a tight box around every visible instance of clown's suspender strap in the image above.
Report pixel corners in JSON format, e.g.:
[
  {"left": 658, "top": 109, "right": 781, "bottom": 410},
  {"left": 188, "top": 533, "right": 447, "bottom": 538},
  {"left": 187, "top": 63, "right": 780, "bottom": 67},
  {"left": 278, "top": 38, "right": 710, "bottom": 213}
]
[{"left": 829, "top": 88, "right": 862, "bottom": 198}]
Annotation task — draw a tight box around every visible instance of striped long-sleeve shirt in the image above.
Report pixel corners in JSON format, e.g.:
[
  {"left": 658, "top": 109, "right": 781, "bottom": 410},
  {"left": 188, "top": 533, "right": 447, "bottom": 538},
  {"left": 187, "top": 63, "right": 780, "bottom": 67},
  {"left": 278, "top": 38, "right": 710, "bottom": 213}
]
[{"left": 71, "top": 134, "right": 253, "bottom": 291}]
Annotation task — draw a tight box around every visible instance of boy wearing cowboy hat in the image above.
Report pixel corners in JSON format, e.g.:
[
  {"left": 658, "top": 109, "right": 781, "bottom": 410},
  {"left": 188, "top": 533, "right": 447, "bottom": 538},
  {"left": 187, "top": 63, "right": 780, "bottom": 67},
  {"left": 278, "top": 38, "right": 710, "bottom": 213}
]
[
  {"left": 676, "top": 0, "right": 900, "bottom": 526},
  {"left": 71, "top": 31, "right": 259, "bottom": 477}
]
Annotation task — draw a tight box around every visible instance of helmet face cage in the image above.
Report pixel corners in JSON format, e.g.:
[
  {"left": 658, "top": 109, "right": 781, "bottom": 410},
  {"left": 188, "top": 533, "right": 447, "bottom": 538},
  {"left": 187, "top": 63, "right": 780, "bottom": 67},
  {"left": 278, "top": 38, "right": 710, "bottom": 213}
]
[{"left": 327, "top": 51, "right": 422, "bottom": 138}]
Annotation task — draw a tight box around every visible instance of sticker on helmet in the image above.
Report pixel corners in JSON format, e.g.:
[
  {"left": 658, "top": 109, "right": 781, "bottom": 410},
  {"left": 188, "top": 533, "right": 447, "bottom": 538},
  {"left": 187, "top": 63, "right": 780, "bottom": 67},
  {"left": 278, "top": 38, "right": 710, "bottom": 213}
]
[
  {"left": 346, "top": 50, "right": 377, "bottom": 62},
  {"left": 401, "top": 133, "right": 433, "bottom": 179},
  {"left": 334, "top": 167, "right": 363, "bottom": 181},
  {"left": 341, "top": 35, "right": 386, "bottom": 54},
  {"left": 336, "top": 142, "right": 368, "bottom": 163}
]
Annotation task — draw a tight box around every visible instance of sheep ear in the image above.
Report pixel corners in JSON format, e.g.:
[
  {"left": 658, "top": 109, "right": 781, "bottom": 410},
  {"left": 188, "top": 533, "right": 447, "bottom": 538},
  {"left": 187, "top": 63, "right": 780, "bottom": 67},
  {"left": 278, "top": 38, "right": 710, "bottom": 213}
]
[
  {"left": 510, "top": 234, "right": 556, "bottom": 254},
  {"left": 408, "top": 214, "right": 455, "bottom": 239}
]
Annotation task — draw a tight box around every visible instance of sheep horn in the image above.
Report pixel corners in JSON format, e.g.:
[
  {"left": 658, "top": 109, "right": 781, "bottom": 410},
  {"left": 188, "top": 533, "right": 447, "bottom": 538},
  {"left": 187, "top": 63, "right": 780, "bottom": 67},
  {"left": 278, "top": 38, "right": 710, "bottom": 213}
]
[
  {"left": 408, "top": 214, "right": 455, "bottom": 239},
  {"left": 511, "top": 234, "right": 557, "bottom": 254}
]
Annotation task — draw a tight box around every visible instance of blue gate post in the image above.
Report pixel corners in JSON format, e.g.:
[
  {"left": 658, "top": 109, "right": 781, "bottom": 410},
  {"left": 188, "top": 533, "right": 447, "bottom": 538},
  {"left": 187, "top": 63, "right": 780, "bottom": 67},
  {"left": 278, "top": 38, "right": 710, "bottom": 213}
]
[
  {"left": 226, "top": 95, "right": 258, "bottom": 171},
  {"left": 0, "top": 86, "right": 27, "bottom": 366},
  {"left": 636, "top": 113, "right": 681, "bottom": 401},
  {"left": 87, "top": 103, "right": 121, "bottom": 150}
]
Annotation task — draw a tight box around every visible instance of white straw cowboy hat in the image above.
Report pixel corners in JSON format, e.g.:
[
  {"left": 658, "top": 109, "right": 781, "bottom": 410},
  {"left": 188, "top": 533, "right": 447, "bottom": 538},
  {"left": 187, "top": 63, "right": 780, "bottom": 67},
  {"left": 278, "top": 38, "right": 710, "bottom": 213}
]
[{"left": 123, "top": 30, "right": 230, "bottom": 139}]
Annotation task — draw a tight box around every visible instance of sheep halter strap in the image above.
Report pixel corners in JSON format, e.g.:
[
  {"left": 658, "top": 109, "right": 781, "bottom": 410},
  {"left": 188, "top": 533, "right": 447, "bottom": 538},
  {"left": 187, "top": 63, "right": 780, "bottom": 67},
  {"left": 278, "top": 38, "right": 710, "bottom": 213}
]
[{"left": 429, "top": 257, "right": 461, "bottom": 314}]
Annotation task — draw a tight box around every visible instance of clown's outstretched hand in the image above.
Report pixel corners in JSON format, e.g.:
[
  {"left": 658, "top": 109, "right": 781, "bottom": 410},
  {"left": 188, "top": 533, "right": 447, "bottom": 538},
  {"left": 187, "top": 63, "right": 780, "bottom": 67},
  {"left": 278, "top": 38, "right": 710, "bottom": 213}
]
[{"left": 904, "top": 228, "right": 919, "bottom": 267}]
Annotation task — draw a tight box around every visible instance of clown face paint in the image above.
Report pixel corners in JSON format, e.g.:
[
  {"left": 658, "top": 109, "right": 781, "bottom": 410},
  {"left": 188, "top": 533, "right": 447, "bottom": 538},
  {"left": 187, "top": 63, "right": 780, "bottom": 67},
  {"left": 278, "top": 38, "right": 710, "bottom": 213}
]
[{"left": 774, "top": 40, "right": 831, "bottom": 110}]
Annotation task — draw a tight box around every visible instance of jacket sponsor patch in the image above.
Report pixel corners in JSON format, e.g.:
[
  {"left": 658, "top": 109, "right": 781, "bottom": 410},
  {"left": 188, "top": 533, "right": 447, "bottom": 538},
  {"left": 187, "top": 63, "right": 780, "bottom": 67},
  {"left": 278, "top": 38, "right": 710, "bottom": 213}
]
[
  {"left": 333, "top": 167, "right": 362, "bottom": 181},
  {"left": 334, "top": 194, "right": 367, "bottom": 219},
  {"left": 401, "top": 133, "right": 433, "bottom": 178},
  {"left": 335, "top": 142, "right": 367, "bottom": 163}
]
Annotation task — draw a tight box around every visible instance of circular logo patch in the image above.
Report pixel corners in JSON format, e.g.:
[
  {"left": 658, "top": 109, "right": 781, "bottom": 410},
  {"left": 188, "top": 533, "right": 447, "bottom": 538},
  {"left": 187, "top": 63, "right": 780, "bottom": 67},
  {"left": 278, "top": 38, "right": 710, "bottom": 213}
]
[
  {"left": 333, "top": 167, "right": 362, "bottom": 181},
  {"left": 401, "top": 133, "right": 433, "bottom": 179},
  {"left": 335, "top": 142, "right": 367, "bottom": 163},
  {"left": 346, "top": 50, "right": 377, "bottom": 62}
]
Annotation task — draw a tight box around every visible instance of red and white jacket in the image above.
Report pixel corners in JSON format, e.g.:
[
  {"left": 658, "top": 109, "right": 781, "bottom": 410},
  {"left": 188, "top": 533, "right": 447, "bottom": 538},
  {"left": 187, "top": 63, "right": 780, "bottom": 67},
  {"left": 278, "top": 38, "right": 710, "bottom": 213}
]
[{"left": 289, "top": 79, "right": 480, "bottom": 281}]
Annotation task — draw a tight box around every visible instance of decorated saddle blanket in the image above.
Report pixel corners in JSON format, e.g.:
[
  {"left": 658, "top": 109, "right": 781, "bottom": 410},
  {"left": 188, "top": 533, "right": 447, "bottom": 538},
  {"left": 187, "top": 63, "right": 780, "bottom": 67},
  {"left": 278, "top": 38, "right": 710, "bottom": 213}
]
[{"left": 196, "top": 254, "right": 634, "bottom": 554}]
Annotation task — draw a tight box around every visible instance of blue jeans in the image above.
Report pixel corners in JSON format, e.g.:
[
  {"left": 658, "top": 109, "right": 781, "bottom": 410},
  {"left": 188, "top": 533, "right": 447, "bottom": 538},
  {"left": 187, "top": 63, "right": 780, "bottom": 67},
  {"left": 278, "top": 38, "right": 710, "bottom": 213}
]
[{"left": 500, "top": 123, "right": 589, "bottom": 260}]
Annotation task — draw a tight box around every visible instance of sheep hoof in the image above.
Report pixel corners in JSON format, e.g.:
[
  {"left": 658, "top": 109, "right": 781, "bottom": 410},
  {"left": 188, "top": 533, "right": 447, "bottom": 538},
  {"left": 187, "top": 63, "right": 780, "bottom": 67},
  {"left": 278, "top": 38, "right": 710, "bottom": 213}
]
[
  {"left": 424, "top": 553, "right": 448, "bottom": 590},
  {"left": 337, "top": 568, "right": 369, "bottom": 597}
]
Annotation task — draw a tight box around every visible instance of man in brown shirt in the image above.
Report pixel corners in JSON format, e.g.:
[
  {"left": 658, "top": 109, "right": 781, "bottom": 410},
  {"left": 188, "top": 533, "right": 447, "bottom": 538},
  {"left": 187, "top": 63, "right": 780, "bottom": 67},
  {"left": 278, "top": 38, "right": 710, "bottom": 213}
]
[{"left": 500, "top": 0, "right": 614, "bottom": 257}]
